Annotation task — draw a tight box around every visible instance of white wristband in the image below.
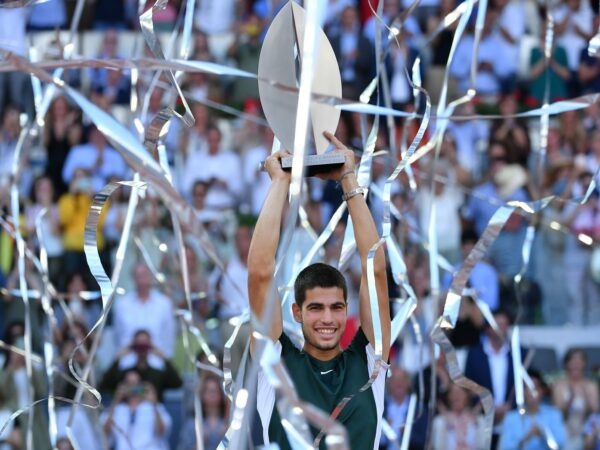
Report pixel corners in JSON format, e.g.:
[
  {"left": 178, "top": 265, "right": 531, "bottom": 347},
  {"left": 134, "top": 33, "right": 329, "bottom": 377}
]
[{"left": 342, "top": 186, "right": 365, "bottom": 202}]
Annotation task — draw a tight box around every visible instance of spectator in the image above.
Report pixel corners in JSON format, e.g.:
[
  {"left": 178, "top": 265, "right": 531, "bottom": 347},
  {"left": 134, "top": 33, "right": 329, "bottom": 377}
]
[
  {"left": 28, "top": 0, "right": 67, "bottom": 30},
  {"left": 432, "top": 384, "right": 485, "bottom": 450},
  {"left": 526, "top": 22, "right": 571, "bottom": 107},
  {"left": 0, "top": 5, "right": 33, "bottom": 119},
  {"left": 0, "top": 330, "right": 51, "bottom": 450},
  {"left": 4, "top": 256, "right": 44, "bottom": 353},
  {"left": 58, "top": 168, "right": 107, "bottom": 280},
  {"left": 178, "top": 373, "right": 228, "bottom": 450},
  {"left": 443, "top": 229, "right": 500, "bottom": 313},
  {"left": 101, "top": 329, "right": 182, "bottom": 402},
  {"left": 243, "top": 125, "right": 274, "bottom": 217},
  {"left": 61, "top": 126, "right": 128, "bottom": 194},
  {"left": 112, "top": 263, "right": 176, "bottom": 358},
  {"left": 227, "top": 14, "right": 262, "bottom": 109},
  {"left": 447, "top": 103, "right": 490, "bottom": 182},
  {"left": 562, "top": 173, "right": 600, "bottom": 325},
  {"left": 583, "top": 412, "right": 600, "bottom": 450},
  {"left": 211, "top": 224, "right": 252, "bottom": 376},
  {"left": 552, "top": 0, "right": 594, "bottom": 97},
  {"left": 181, "top": 125, "right": 243, "bottom": 211},
  {"left": 43, "top": 96, "right": 83, "bottom": 197},
  {"left": 24, "top": 175, "right": 63, "bottom": 287},
  {"left": 380, "top": 366, "right": 428, "bottom": 449},
  {"left": 552, "top": 348, "right": 599, "bottom": 449},
  {"left": 329, "top": 5, "right": 376, "bottom": 100},
  {"left": 417, "top": 158, "right": 463, "bottom": 265},
  {"left": 464, "top": 309, "right": 519, "bottom": 448},
  {"left": 101, "top": 369, "right": 171, "bottom": 450},
  {"left": 490, "top": 93, "right": 531, "bottom": 169},
  {"left": 0, "top": 107, "right": 32, "bottom": 198},
  {"left": 449, "top": 10, "right": 508, "bottom": 99},
  {"left": 499, "top": 370, "right": 567, "bottom": 450},
  {"left": 462, "top": 141, "right": 530, "bottom": 278},
  {"left": 578, "top": 40, "right": 600, "bottom": 95},
  {"left": 493, "top": 0, "right": 526, "bottom": 94},
  {"left": 194, "top": 0, "right": 238, "bottom": 36},
  {"left": 0, "top": 383, "right": 21, "bottom": 450},
  {"left": 447, "top": 294, "right": 485, "bottom": 349}
]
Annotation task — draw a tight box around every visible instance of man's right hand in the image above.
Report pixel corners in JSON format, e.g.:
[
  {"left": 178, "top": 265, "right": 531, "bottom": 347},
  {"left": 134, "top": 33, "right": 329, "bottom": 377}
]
[{"left": 264, "top": 150, "right": 292, "bottom": 182}]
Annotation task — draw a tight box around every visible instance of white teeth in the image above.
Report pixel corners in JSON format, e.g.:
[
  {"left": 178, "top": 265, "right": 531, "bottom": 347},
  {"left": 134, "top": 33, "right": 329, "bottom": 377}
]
[{"left": 317, "top": 329, "right": 335, "bottom": 335}]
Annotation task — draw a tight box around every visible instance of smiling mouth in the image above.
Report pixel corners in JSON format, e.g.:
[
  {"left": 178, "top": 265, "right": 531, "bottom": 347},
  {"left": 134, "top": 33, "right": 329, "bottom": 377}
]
[{"left": 316, "top": 328, "right": 336, "bottom": 337}]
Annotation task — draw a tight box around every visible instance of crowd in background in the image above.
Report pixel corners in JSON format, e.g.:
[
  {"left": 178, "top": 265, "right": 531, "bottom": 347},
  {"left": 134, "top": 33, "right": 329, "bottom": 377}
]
[{"left": 2, "top": 0, "right": 600, "bottom": 449}]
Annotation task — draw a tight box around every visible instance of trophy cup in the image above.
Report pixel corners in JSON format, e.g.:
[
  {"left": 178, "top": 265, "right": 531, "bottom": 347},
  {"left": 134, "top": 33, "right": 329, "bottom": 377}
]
[{"left": 258, "top": 1, "right": 345, "bottom": 176}]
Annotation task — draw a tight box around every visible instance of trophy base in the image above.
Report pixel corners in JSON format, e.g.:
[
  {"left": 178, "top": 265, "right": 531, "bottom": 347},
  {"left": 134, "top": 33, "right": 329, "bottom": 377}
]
[{"left": 260, "top": 153, "right": 345, "bottom": 177}]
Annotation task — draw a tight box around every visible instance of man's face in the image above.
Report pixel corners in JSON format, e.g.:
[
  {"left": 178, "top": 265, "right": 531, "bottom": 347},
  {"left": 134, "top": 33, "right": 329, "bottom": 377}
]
[{"left": 293, "top": 287, "right": 347, "bottom": 358}]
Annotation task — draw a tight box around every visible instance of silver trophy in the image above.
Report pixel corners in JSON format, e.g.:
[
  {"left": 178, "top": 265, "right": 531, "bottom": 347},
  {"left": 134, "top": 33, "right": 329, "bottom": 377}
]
[{"left": 258, "top": 1, "right": 345, "bottom": 176}]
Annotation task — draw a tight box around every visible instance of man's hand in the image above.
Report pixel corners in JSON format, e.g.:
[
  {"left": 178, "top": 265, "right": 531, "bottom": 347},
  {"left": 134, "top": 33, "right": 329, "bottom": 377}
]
[
  {"left": 264, "top": 150, "right": 292, "bottom": 182},
  {"left": 318, "top": 131, "right": 356, "bottom": 182}
]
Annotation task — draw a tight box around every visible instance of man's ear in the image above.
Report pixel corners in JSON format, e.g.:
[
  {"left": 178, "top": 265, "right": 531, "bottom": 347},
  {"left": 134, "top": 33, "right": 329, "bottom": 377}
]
[{"left": 292, "top": 302, "right": 302, "bottom": 324}]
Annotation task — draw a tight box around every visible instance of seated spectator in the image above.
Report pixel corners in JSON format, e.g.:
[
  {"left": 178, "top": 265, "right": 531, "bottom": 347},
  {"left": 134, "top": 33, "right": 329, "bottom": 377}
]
[
  {"left": 499, "top": 370, "right": 567, "bottom": 450},
  {"left": 447, "top": 294, "right": 485, "bottom": 349},
  {"left": 178, "top": 373, "right": 228, "bottom": 450},
  {"left": 42, "top": 95, "right": 82, "bottom": 197},
  {"left": 552, "top": 0, "right": 594, "bottom": 97},
  {"left": 101, "top": 369, "right": 171, "bottom": 450},
  {"left": 58, "top": 169, "right": 107, "bottom": 281},
  {"left": 181, "top": 125, "right": 243, "bottom": 211},
  {"left": 578, "top": 43, "right": 600, "bottom": 95},
  {"left": 432, "top": 384, "right": 485, "bottom": 450},
  {"left": 462, "top": 141, "right": 530, "bottom": 278},
  {"left": 464, "top": 309, "right": 519, "bottom": 448},
  {"left": 61, "top": 126, "right": 129, "bottom": 194},
  {"left": 211, "top": 224, "right": 252, "bottom": 377},
  {"left": 552, "top": 348, "right": 599, "bottom": 449},
  {"left": 4, "top": 256, "right": 44, "bottom": 353},
  {"left": 101, "top": 329, "right": 182, "bottom": 403},
  {"left": 527, "top": 18, "right": 571, "bottom": 106},
  {"left": 0, "top": 329, "right": 51, "bottom": 450},
  {"left": 449, "top": 9, "right": 508, "bottom": 99},
  {"left": 328, "top": 5, "right": 376, "bottom": 100},
  {"left": 227, "top": 14, "right": 263, "bottom": 109},
  {"left": 417, "top": 158, "right": 463, "bottom": 265},
  {"left": 583, "top": 412, "right": 600, "bottom": 450},
  {"left": 112, "top": 264, "right": 176, "bottom": 358},
  {"left": 490, "top": 93, "right": 531, "bottom": 168},
  {"left": 0, "top": 377, "right": 21, "bottom": 450},
  {"left": 443, "top": 229, "right": 500, "bottom": 313},
  {"left": 24, "top": 175, "right": 63, "bottom": 287},
  {"left": 380, "top": 367, "right": 428, "bottom": 449}
]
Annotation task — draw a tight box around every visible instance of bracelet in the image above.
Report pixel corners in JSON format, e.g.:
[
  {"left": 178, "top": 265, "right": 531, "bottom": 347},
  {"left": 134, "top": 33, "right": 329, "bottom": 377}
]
[
  {"left": 342, "top": 186, "right": 365, "bottom": 202},
  {"left": 338, "top": 170, "right": 355, "bottom": 183}
]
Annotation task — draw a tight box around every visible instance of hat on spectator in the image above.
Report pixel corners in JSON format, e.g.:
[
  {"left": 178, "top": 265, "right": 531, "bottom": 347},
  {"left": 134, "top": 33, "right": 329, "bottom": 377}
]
[{"left": 494, "top": 164, "right": 528, "bottom": 198}]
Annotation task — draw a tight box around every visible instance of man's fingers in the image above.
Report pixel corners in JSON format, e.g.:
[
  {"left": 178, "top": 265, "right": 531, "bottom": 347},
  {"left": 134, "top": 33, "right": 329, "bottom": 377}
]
[{"left": 323, "top": 131, "right": 344, "bottom": 149}]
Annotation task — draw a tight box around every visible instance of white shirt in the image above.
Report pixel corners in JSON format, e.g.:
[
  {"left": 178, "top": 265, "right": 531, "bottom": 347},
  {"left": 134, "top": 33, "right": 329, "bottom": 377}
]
[
  {"left": 194, "top": 0, "right": 236, "bottom": 34},
  {"left": 56, "top": 406, "right": 103, "bottom": 450},
  {"left": 113, "top": 289, "right": 176, "bottom": 358},
  {"left": 62, "top": 143, "right": 129, "bottom": 192},
  {"left": 482, "top": 337, "right": 509, "bottom": 407},
  {"left": 496, "top": 0, "right": 526, "bottom": 74},
  {"left": 181, "top": 149, "right": 243, "bottom": 209},
  {"left": 417, "top": 186, "right": 463, "bottom": 254},
  {"left": 102, "top": 401, "right": 171, "bottom": 450},
  {"left": 215, "top": 254, "right": 248, "bottom": 320},
  {"left": 553, "top": 3, "right": 594, "bottom": 70},
  {"left": 0, "top": 8, "right": 27, "bottom": 56},
  {"left": 243, "top": 144, "right": 271, "bottom": 216}
]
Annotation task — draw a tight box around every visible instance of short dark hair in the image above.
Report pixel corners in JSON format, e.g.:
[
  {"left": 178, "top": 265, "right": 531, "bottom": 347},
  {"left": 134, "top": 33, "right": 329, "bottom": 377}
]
[{"left": 294, "top": 263, "right": 347, "bottom": 307}]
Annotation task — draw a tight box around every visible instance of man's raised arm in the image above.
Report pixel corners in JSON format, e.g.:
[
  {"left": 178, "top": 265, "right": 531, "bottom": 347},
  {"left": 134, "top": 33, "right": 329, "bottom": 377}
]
[
  {"left": 323, "top": 132, "right": 391, "bottom": 360},
  {"left": 247, "top": 150, "right": 291, "bottom": 344}
]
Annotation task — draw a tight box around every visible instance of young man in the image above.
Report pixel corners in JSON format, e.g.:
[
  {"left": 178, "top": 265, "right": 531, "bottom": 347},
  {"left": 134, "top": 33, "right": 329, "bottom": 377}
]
[{"left": 248, "top": 132, "right": 391, "bottom": 449}]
